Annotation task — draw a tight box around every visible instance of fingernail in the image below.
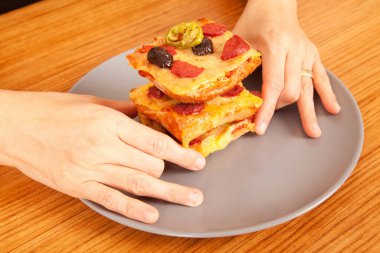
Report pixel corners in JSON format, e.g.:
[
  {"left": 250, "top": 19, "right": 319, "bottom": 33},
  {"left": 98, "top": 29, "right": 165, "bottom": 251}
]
[
  {"left": 188, "top": 192, "right": 203, "bottom": 206},
  {"left": 194, "top": 156, "right": 206, "bottom": 170},
  {"left": 144, "top": 211, "right": 158, "bottom": 223},
  {"left": 335, "top": 102, "right": 341, "bottom": 113},
  {"left": 312, "top": 123, "right": 321, "bottom": 136},
  {"left": 256, "top": 122, "right": 267, "bottom": 135}
]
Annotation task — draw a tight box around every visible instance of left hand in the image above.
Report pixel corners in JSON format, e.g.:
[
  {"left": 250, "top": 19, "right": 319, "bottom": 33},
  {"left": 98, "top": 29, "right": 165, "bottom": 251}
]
[
  {"left": 233, "top": 0, "right": 341, "bottom": 138},
  {"left": 0, "top": 91, "right": 205, "bottom": 224}
]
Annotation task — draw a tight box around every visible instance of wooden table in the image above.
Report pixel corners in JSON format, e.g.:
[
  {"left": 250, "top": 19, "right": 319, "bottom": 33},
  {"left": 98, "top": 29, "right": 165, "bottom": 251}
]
[{"left": 1, "top": 0, "right": 379, "bottom": 251}]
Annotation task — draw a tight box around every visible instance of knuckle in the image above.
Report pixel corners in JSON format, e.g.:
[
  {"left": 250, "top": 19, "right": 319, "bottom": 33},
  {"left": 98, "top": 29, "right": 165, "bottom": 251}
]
[
  {"left": 295, "top": 47, "right": 306, "bottom": 60},
  {"left": 125, "top": 173, "right": 149, "bottom": 196},
  {"left": 123, "top": 200, "right": 137, "bottom": 218},
  {"left": 167, "top": 186, "right": 180, "bottom": 202},
  {"left": 180, "top": 150, "right": 197, "bottom": 167},
  {"left": 69, "top": 183, "right": 85, "bottom": 198},
  {"left": 115, "top": 116, "right": 129, "bottom": 133},
  {"left": 267, "top": 28, "right": 286, "bottom": 42},
  {"left": 49, "top": 166, "right": 64, "bottom": 189},
  {"left": 56, "top": 166, "right": 72, "bottom": 187},
  {"left": 277, "top": 33, "right": 290, "bottom": 44},
  {"left": 94, "top": 110, "right": 120, "bottom": 130},
  {"left": 270, "top": 78, "right": 284, "bottom": 94},
  {"left": 86, "top": 116, "right": 107, "bottom": 135},
  {"left": 150, "top": 135, "right": 169, "bottom": 157},
  {"left": 152, "top": 159, "right": 165, "bottom": 178},
  {"left": 87, "top": 106, "right": 118, "bottom": 126},
  {"left": 83, "top": 116, "right": 120, "bottom": 148},
  {"left": 49, "top": 164, "right": 77, "bottom": 195},
  {"left": 267, "top": 42, "right": 286, "bottom": 54},
  {"left": 281, "top": 89, "right": 300, "bottom": 104},
  {"left": 84, "top": 131, "right": 102, "bottom": 148},
  {"left": 260, "top": 31, "right": 288, "bottom": 52},
  {"left": 266, "top": 28, "right": 277, "bottom": 41},
  {"left": 98, "top": 189, "right": 118, "bottom": 210},
  {"left": 309, "top": 42, "right": 318, "bottom": 54},
  {"left": 83, "top": 104, "right": 107, "bottom": 118}
]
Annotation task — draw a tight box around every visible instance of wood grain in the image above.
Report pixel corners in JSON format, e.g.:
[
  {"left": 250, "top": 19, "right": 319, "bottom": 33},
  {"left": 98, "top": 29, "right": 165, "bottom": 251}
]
[{"left": 0, "top": 0, "right": 379, "bottom": 252}]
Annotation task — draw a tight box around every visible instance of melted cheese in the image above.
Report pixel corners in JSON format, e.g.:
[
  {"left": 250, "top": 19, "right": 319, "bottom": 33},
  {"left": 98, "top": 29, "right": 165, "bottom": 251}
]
[
  {"left": 130, "top": 83, "right": 262, "bottom": 147},
  {"left": 128, "top": 32, "right": 261, "bottom": 95},
  {"left": 138, "top": 111, "right": 255, "bottom": 157},
  {"left": 190, "top": 118, "right": 255, "bottom": 157}
]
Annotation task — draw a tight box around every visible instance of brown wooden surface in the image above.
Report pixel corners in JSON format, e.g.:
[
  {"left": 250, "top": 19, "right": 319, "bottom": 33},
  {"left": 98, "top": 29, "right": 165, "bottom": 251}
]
[{"left": 0, "top": 0, "right": 379, "bottom": 252}]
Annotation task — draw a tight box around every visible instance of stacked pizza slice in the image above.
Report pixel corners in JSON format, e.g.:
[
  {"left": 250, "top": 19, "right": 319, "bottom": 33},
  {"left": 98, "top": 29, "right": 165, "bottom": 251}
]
[{"left": 128, "top": 18, "right": 262, "bottom": 156}]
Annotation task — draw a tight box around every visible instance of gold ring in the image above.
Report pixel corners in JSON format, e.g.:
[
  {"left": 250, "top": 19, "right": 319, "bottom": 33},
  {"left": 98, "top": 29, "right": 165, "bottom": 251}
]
[{"left": 301, "top": 69, "right": 313, "bottom": 79}]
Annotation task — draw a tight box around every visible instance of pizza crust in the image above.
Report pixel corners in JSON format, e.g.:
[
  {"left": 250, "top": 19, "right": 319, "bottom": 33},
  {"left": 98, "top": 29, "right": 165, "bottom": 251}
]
[{"left": 130, "top": 83, "right": 262, "bottom": 148}]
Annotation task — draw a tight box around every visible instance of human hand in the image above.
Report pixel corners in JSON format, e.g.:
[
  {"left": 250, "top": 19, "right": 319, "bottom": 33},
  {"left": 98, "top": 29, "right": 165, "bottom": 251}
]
[
  {"left": 234, "top": 0, "right": 341, "bottom": 138},
  {"left": 0, "top": 90, "right": 206, "bottom": 223}
]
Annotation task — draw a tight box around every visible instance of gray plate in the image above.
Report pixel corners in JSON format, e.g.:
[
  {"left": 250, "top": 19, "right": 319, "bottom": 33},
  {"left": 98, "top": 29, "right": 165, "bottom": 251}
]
[{"left": 71, "top": 50, "right": 363, "bottom": 238}]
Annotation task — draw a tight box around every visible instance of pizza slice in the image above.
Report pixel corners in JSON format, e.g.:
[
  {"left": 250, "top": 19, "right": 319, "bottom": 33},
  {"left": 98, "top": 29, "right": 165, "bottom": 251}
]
[
  {"left": 130, "top": 83, "right": 262, "bottom": 156},
  {"left": 139, "top": 111, "right": 256, "bottom": 157},
  {"left": 127, "top": 18, "right": 261, "bottom": 103},
  {"left": 188, "top": 118, "right": 256, "bottom": 157}
]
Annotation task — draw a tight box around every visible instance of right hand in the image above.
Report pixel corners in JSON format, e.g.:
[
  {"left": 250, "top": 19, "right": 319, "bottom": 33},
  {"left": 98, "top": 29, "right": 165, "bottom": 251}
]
[
  {"left": 0, "top": 90, "right": 206, "bottom": 223},
  {"left": 233, "top": 0, "right": 341, "bottom": 138}
]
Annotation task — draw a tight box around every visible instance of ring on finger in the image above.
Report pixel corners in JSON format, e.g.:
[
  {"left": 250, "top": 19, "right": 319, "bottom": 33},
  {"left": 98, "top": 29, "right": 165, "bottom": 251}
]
[{"left": 301, "top": 69, "right": 314, "bottom": 79}]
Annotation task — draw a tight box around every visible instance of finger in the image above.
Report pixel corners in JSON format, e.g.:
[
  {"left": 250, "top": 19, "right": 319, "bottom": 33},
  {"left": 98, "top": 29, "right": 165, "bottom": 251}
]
[
  {"left": 98, "top": 99, "right": 137, "bottom": 118},
  {"left": 297, "top": 75, "right": 321, "bottom": 138},
  {"left": 255, "top": 48, "right": 286, "bottom": 135},
  {"left": 313, "top": 58, "right": 341, "bottom": 114},
  {"left": 99, "top": 165, "right": 204, "bottom": 207},
  {"left": 106, "top": 140, "right": 164, "bottom": 178},
  {"left": 250, "top": 90, "right": 262, "bottom": 98},
  {"left": 277, "top": 52, "right": 302, "bottom": 109},
  {"left": 80, "top": 181, "right": 159, "bottom": 223},
  {"left": 118, "top": 118, "right": 206, "bottom": 171}
]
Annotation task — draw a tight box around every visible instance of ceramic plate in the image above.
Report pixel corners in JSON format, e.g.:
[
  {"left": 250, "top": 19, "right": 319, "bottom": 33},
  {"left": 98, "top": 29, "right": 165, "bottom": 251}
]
[{"left": 71, "top": 50, "right": 363, "bottom": 238}]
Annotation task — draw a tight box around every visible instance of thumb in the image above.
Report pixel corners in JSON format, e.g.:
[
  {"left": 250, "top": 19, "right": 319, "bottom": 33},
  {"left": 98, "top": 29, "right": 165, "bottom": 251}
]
[{"left": 98, "top": 99, "right": 137, "bottom": 118}]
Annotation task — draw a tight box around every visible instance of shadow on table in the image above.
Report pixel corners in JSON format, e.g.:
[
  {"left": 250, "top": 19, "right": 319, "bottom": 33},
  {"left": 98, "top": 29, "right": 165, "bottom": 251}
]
[{"left": 0, "top": 0, "right": 40, "bottom": 14}]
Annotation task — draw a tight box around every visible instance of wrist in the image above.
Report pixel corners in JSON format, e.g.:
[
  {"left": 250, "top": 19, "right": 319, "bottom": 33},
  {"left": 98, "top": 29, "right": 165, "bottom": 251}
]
[
  {"left": 0, "top": 90, "right": 19, "bottom": 168},
  {"left": 244, "top": 0, "right": 298, "bottom": 23}
]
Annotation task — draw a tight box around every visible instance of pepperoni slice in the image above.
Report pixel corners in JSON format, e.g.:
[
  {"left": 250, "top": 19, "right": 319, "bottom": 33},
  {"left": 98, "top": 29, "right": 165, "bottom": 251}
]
[
  {"left": 250, "top": 90, "right": 262, "bottom": 98},
  {"left": 138, "top": 70, "right": 154, "bottom": 79},
  {"left": 161, "top": 45, "right": 177, "bottom": 55},
  {"left": 248, "top": 114, "right": 256, "bottom": 122},
  {"left": 147, "top": 86, "right": 165, "bottom": 99},
  {"left": 202, "top": 23, "right": 227, "bottom": 37},
  {"left": 173, "top": 102, "right": 205, "bottom": 115},
  {"left": 170, "top": 61, "right": 204, "bottom": 78},
  {"left": 221, "top": 85, "right": 244, "bottom": 97},
  {"left": 221, "top": 35, "right": 251, "bottom": 60},
  {"left": 137, "top": 45, "right": 153, "bottom": 53},
  {"left": 189, "top": 136, "right": 203, "bottom": 146}
]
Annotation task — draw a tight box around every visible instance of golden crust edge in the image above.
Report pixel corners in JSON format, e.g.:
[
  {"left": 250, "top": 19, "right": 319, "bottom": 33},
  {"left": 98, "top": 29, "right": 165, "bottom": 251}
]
[
  {"left": 150, "top": 56, "right": 261, "bottom": 103},
  {"left": 127, "top": 51, "right": 262, "bottom": 103},
  {"left": 137, "top": 112, "right": 256, "bottom": 157}
]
